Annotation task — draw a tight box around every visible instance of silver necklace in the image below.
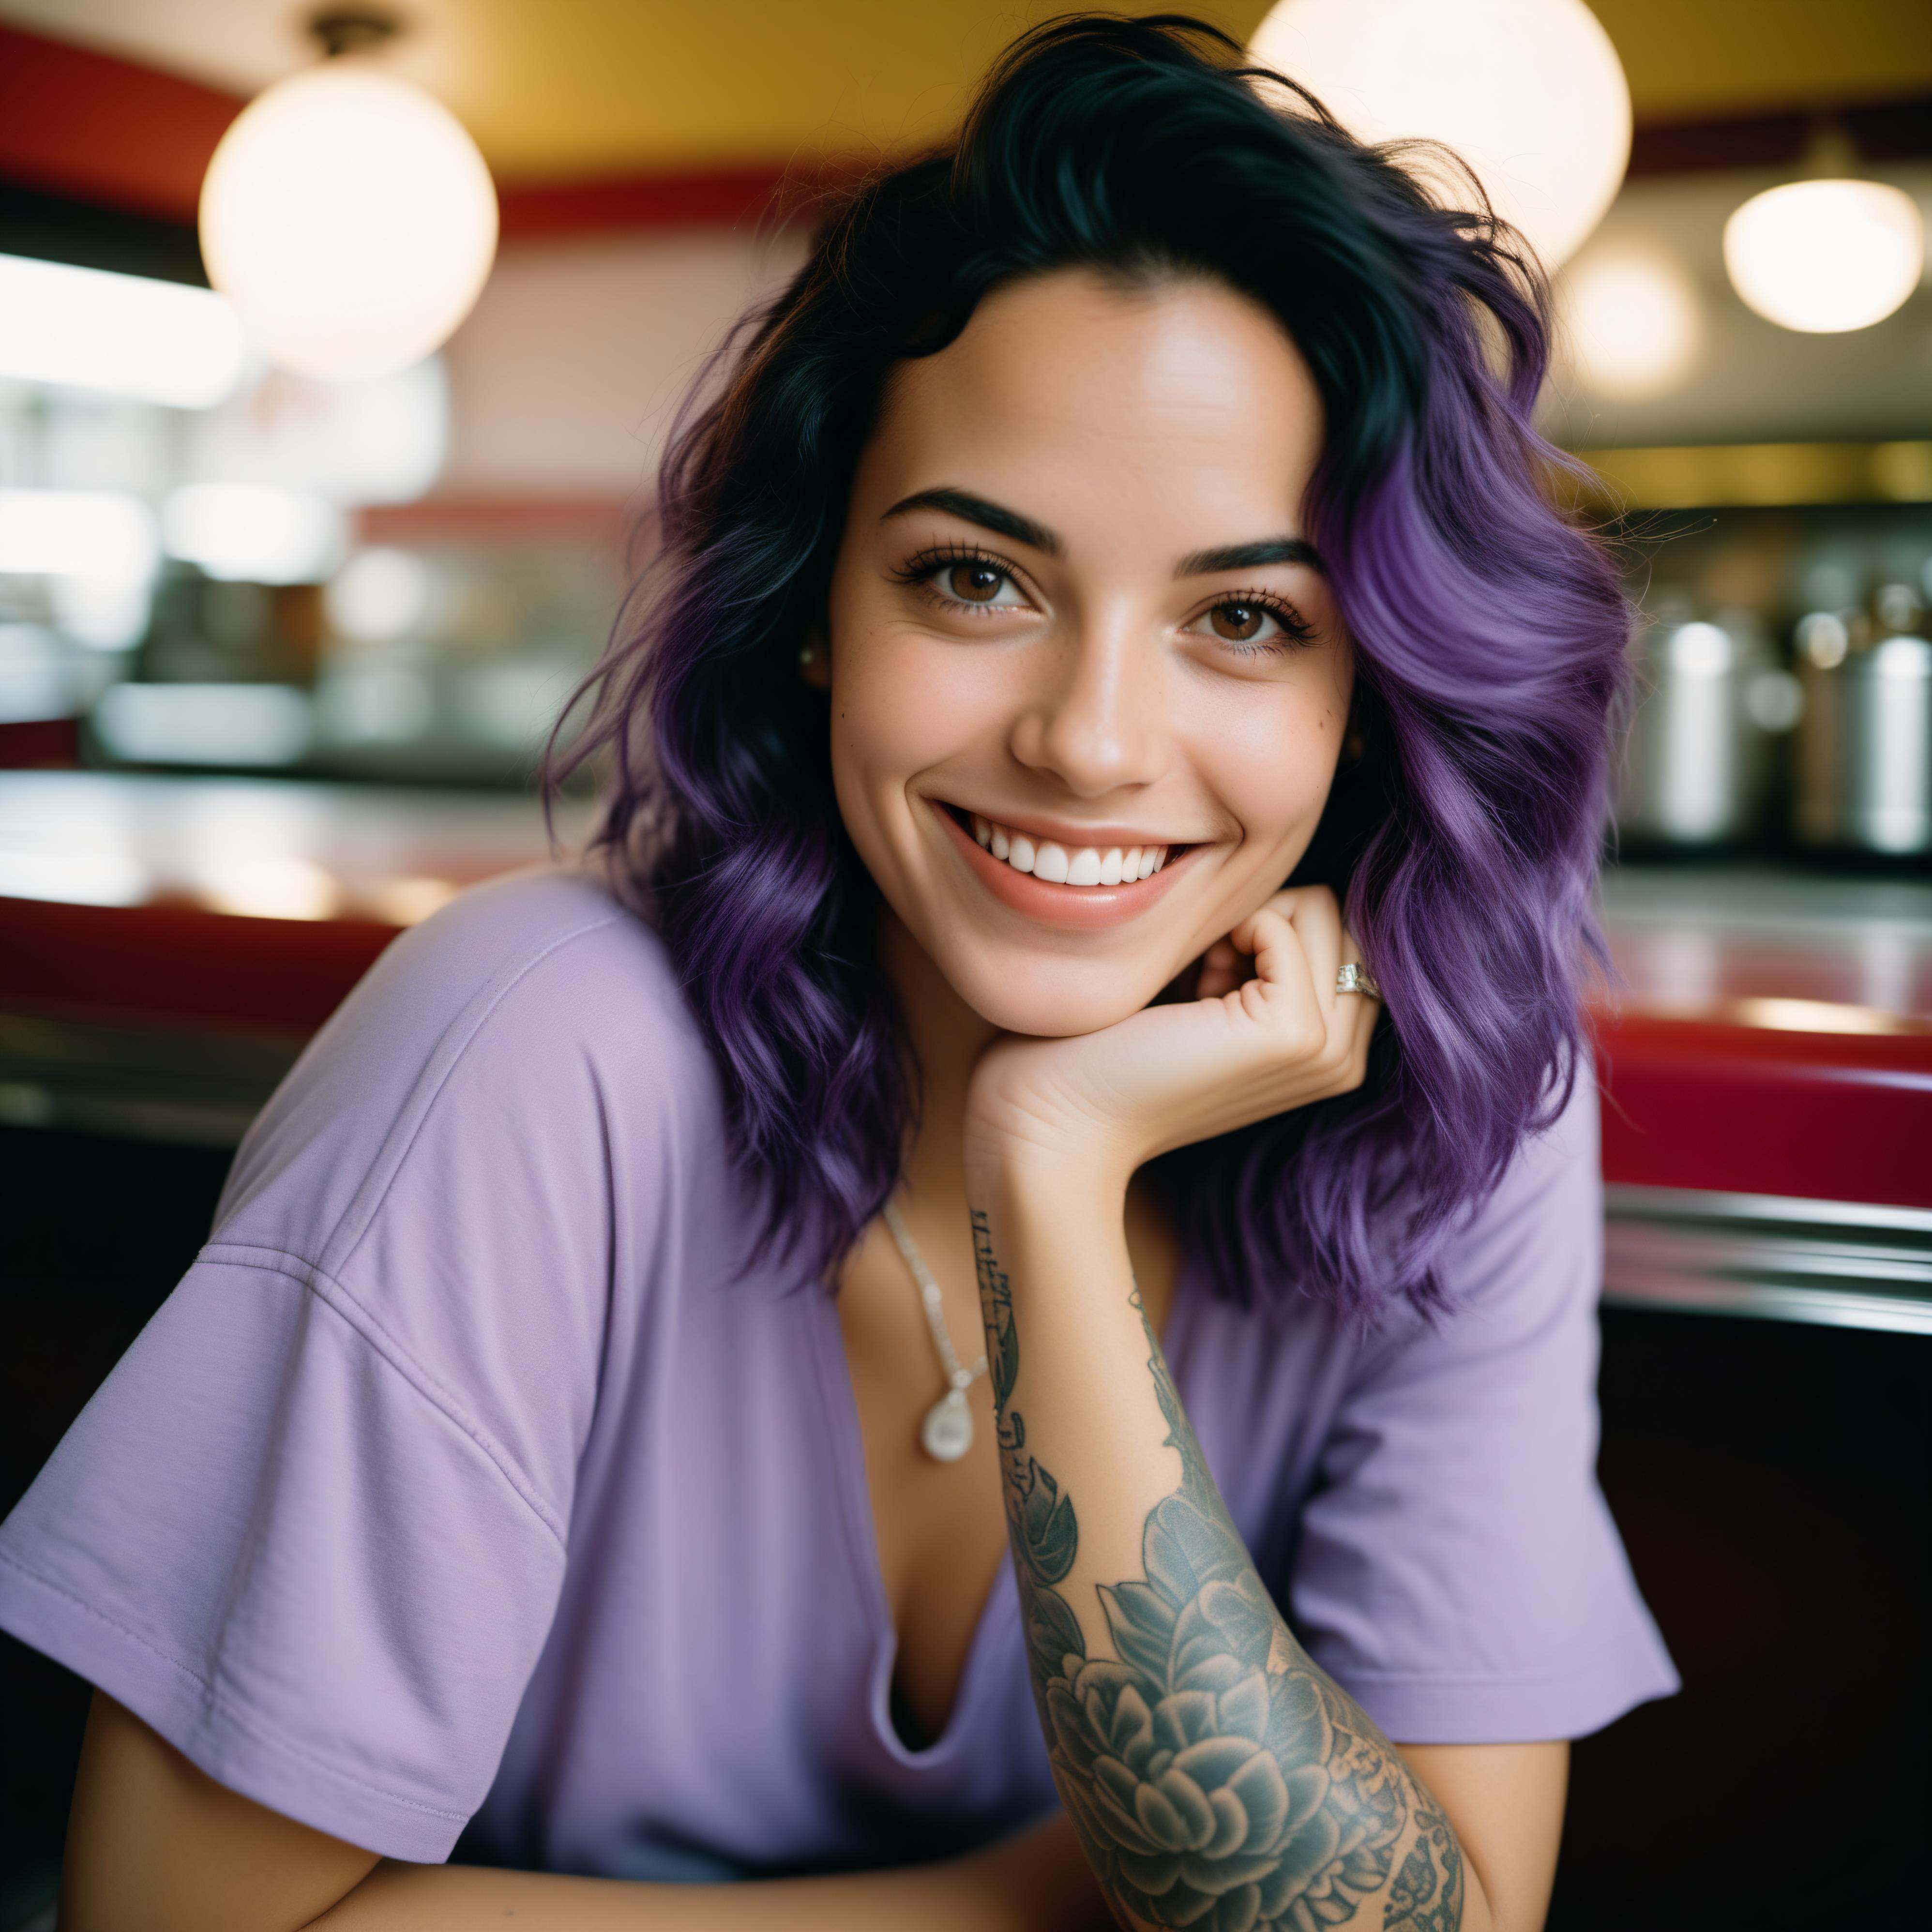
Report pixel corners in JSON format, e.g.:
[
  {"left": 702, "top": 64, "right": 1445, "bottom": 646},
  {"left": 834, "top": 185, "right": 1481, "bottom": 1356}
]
[{"left": 882, "top": 1200, "right": 988, "bottom": 1463}]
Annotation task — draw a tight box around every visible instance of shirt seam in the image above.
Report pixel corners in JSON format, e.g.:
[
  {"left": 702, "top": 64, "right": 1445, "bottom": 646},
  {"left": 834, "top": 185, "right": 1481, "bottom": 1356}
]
[
  {"left": 0, "top": 1544, "right": 469, "bottom": 1824},
  {"left": 196, "top": 1243, "right": 569, "bottom": 1551},
  {"left": 316, "top": 908, "right": 624, "bottom": 1281}
]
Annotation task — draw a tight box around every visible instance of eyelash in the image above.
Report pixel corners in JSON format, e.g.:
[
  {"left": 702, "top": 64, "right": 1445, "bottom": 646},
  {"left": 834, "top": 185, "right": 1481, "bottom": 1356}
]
[
  {"left": 1206, "top": 588, "right": 1317, "bottom": 654},
  {"left": 894, "top": 545, "right": 1315, "bottom": 653},
  {"left": 892, "top": 544, "right": 1022, "bottom": 617}
]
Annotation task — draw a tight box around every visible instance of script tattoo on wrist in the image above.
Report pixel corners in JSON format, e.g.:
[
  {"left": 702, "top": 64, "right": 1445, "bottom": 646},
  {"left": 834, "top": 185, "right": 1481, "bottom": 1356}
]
[{"left": 970, "top": 1211, "right": 1462, "bottom": 1932}]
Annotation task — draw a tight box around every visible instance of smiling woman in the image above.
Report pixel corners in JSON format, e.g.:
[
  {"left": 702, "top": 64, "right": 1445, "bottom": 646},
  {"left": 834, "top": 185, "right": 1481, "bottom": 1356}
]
[
  {"left": 815, "top": 272, "right": 1352, "bottom": 982},
  {"left": 577, "top": 18, "right": 1628, "bottom": 1321},
  {"left": 3, "top": 16, "right": 1673, "bottom": 1932}
]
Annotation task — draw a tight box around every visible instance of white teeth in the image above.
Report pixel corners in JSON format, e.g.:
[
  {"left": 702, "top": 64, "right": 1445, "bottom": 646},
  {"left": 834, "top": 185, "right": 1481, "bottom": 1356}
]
[{"left": 964, "top": 811, "right": 1176, "bottom": 887}]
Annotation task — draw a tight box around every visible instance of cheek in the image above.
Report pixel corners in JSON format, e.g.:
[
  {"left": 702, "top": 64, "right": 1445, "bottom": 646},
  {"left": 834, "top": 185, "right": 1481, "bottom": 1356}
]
[
  {"left": 1189, "top": 675, "right": 1348, "bottom": 845},
  {"left": 830, "top": 622, "right": 1013, "bottom": 795}
]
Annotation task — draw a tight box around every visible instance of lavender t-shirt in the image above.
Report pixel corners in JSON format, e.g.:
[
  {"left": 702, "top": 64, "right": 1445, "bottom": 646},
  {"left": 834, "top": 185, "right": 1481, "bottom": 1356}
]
[{"left": 0, "top": 870, "right": 1674, "bottom": 1873}]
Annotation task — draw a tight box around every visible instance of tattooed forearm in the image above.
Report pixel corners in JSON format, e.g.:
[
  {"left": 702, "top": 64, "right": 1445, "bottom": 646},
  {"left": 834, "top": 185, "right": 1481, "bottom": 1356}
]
[
  {"left": 973, "top": 1218, "right": 1458, "bottom": 1932},
  {"left": 1383, "top": 1795, "right": 1464, "bottom": 1932}
]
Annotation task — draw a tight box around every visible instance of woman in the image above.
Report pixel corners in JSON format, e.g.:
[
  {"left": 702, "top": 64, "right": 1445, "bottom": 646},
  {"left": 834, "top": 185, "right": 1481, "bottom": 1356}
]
[{"left": 2, "top": 17, "right": 1675, "bottom": 1932}]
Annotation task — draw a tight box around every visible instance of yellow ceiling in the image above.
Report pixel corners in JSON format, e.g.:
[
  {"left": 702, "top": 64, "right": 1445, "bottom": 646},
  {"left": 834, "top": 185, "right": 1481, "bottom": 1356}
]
[
  {"left": 449, "top": 2, "right": 1270, "bottom": 177},
  {"left": 1590, "top": 0, "right": 1932, "bottom": 118},
  {"left": 455, "top": 0, "right": 1932, "bottom": 179},
  {"left": 7, "top": 0, "right": 1931, "bottom": 179}
]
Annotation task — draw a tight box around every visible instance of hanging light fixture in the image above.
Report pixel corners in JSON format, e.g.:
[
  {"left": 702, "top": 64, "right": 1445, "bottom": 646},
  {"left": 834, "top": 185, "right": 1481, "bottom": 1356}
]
[
  {"left": 198, "top": 8, "right": 498, "bottom": 382},
  {"left": 1722, "top": 130, "right": 1924, "bottom": 334},
  {"left": 1562, "top": 249, "right": 1704, "bottom": 400},
  {"left": 1248, "top": 0, "right": 1631, "bottom": 269}
]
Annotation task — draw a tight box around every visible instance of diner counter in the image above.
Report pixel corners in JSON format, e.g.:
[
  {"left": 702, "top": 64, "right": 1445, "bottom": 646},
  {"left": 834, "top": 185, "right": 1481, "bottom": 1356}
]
[{"left": 3, "top": 772, "right": 1930, "bottom": 1329}]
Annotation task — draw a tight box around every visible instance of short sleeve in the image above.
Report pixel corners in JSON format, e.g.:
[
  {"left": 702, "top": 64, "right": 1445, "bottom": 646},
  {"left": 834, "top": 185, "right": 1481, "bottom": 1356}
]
[
  {"left": 0, "top": 1256, "right": 568, "bottom": 1859},
  {"left": 1288, "top": 1066, "right": 1679, "bottom": 1743},
  {"left": 0, "top": 873, "right": 701, "bottom": 1860}
]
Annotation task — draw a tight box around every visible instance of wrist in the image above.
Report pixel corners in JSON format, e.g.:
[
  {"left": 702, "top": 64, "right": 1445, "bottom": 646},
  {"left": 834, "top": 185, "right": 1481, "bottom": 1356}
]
[{"left": 962, "top": 1116, "right": 1132, "bottom": 1220}]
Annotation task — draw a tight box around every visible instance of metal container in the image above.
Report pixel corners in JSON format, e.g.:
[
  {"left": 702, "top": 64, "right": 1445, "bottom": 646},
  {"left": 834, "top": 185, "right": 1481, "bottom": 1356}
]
[
  {"left": 1795, "top": 583, "right": 1932, "bottom": 857},
  {"left": 1618, "top": 604, "right": 1800, "bottom": 846}
]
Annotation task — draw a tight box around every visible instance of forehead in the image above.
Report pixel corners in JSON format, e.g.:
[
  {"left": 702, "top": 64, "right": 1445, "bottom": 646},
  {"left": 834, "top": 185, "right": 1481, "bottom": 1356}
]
[{"left": 871, "top": 269, "right": 1325, "bottom": 520}]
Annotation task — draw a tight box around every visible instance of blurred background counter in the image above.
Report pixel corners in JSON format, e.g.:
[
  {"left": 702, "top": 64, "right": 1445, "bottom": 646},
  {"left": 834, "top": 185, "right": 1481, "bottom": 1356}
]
[{"left": 1, "top": 766, "right": 1927, "bottom": 1312}]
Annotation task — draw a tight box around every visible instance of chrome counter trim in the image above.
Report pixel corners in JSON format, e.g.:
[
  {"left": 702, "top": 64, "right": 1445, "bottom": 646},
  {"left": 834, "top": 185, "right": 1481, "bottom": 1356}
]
[
  {"left": 0, "top": 1010, "right": 301, "bottom": 1147},
  {"left": 1604, "top": 1184, "right": 1932, "bottom": 1335}
]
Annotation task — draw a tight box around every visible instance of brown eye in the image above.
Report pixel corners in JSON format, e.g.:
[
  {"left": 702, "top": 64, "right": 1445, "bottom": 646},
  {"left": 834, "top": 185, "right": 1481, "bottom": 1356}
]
[
  {"left": 1209, "top": 600, "right": 1270, "bottom": 642},
  {"left": 945, "top": 562, "right": 1006, "bottom": 603}
]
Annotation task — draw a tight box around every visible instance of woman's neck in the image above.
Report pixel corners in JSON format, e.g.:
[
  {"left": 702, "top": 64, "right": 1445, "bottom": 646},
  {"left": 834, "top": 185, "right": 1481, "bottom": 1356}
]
[
  {"left": 873, "top": 906, "right": 1181, "bottom": 1328},
  {"left": 878, "top": 911, "right": 1000, "bottom": 1213}
]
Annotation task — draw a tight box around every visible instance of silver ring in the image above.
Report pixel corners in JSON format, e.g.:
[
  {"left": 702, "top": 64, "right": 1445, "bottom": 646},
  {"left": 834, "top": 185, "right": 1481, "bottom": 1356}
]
[{"left": 1335, "top": 963, "right": 1381, "bottom": 998}]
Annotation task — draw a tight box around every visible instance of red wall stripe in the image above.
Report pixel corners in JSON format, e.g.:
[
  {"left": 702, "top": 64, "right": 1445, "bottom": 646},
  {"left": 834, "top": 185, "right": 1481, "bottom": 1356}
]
[
  {"left": 0, "top": 21, "right": 855, "bottom": 241},
  {"left": 495, "top": 167, "right": 789, "bottom": 237},
  {"left": 0, "top": 23, "right": 242, "bottom": 224}
]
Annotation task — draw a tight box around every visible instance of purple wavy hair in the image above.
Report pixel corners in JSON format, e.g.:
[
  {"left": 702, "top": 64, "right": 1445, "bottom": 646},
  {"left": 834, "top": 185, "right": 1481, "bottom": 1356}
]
[{"left": 550, "top": 14, "right": 1630, "bottom": 1319}]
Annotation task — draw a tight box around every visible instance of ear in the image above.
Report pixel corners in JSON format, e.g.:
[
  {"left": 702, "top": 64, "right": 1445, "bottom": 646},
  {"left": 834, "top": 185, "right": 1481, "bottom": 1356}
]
[{"left": 798, "top": 629, "right": 832, "bottom": 691}]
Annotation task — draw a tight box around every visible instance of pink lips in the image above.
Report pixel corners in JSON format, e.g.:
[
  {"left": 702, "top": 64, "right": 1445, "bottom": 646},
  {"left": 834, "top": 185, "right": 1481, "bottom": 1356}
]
[{"left": 934, "top": 802, "right": 1196, "bottom": 930}]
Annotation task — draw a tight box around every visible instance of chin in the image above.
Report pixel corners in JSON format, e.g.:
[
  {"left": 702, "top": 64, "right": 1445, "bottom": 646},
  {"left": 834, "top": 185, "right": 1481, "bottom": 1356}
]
[{"left": 946, "top": 951, "right": 1167, "bottom": 1039}]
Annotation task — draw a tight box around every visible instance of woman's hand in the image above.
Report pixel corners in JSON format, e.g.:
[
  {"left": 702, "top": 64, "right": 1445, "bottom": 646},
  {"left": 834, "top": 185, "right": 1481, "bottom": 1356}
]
[{"left": 964, "top": 884, "right": 1379, "bottom": 1192}]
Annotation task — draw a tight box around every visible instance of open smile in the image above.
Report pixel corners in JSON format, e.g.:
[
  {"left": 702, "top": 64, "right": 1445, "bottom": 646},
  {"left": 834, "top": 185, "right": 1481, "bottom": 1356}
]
[
  {"left": 932, "top": 801, "right": 1202, "bottom": 929},
  {"left": 966, "top": 810, "right": 1174, "bottom": 886}
]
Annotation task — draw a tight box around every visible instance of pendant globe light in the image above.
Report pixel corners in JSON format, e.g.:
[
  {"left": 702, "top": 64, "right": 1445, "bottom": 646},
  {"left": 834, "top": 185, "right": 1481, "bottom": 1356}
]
[
  {"left": 198, "top": 8, "right": 498, "bottom": 382},
  {"left": 1722, "top": 130, "right": 1924, "bottom": 334},
  {"left": 1248, "top": 0, "right": 1631, "bottom": 269}
]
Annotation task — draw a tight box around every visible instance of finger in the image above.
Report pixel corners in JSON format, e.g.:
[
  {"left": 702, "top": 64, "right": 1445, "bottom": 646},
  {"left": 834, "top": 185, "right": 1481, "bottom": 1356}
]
[
  {"left": 1238, "top": 887, "right": 1342, "bottom": 1027},
  {"left": 1229, "top": 906, "right": 1326, "bottom": 1051},
  {"left": 1344, "top": 955, "right": 1380, "bottom": 1065},
  {"left": 1289, "top": 894, "right": 1343, "bottom": 1029},
  {"left": 1194, "top": 936, "right": 1243, "bottom": 1001},
  {"left": 1334, "top": 922, "right": 1381, "bottom": 1011},
  {"left": 1328, "top": 932, "right": 1381, "bottom": 1090}
]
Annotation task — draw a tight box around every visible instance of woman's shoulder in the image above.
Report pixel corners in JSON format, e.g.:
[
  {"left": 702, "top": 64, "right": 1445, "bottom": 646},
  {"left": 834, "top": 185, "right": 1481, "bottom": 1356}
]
[
  {"left": 1426, "top": 1050, "right": 1603, "bottom": 1324},
  {"left": 213, "top": 866, "right": 725, "bottom": 1273},
  {"left": 349, "top": 864, "right": 686, "bottom": 1052}
]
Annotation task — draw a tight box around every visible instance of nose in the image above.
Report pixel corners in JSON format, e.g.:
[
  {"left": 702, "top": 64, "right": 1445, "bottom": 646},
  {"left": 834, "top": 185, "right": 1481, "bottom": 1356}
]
[{"left": 1008, "top": 603, "right": 1168, "bottom": 800}]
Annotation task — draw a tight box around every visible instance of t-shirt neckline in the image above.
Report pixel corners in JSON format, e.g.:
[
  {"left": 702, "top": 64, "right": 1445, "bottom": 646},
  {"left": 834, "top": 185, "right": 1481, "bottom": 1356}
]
[{"left": 798, "top": 1240, "right": 1203, "bottom": 1772}]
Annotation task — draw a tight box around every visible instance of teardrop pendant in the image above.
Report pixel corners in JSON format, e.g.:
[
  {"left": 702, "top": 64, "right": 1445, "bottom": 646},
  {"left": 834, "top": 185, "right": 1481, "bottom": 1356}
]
[{"left": 920, "top": 1387, "right": 974, "bottom": 1462}]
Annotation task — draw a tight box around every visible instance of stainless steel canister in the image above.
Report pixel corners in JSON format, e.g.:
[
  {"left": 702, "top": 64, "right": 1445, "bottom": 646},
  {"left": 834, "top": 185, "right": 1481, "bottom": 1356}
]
[
  {"left": 1618, "top": 605, "right": 1801, "bottom": 845},
  {"left": 1795, "top": 583, "right": 1932, "bottom": 856}
]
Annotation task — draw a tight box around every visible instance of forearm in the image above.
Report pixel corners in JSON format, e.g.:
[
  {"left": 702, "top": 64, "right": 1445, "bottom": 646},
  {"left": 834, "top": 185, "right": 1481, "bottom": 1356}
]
[
  {"left": 65, "top": 1691, "right": 1104, "bottom": 1932},
  {"left": 313, "top": 1815, "right": 1104, "bottom": 1932},
  {"left": 970, "top": 1161, "right": 1488, "bottom": 1932}
]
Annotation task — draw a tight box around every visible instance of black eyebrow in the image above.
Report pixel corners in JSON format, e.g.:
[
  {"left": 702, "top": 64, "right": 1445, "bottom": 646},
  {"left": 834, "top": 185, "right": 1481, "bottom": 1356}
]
[
  {"left": 1177, "top": 537, "right": 1326, "bottom": 577},
  {"left": 881, "top": 488, "right": 1063, "bottom": 557}
]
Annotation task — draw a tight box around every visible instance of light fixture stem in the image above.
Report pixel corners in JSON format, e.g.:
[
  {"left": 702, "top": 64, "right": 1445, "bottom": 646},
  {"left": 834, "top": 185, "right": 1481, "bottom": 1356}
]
[
  {"left": 1799, "top": 116, "right": 1860, "bottom": 181},
  {"left": 308, "top": 7, "right": 402, "bottom": 60}
]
